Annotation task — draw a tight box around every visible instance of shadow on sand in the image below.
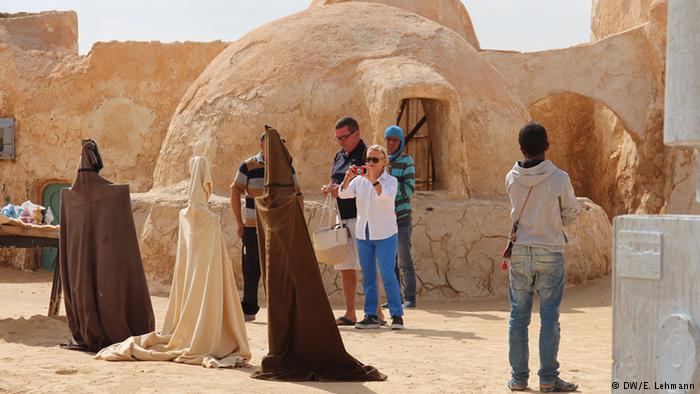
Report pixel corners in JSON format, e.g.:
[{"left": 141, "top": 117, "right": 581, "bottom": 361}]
[
  {"left": 0, "top": 315, "right": 69, "bottom": 348},
  {"left": 291, "top": 381, "right": 380, "bottom": 394},
  {"left": 420, "top": 275, "right": 612, "bottom": 317},
  {"left": 0, "top": 266, "right": 54, "bottom": 284}
]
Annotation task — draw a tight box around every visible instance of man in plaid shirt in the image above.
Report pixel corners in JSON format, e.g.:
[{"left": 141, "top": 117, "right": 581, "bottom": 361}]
[{"left": 230, "top": 132, "right": 301, "bottom": 322}]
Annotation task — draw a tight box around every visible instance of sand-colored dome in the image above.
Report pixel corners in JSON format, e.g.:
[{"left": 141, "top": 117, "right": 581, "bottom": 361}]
[
  {"left": 308, "top": 0, "right": 481, "bottom": 50},
  {"left": 153, "top": 2, "right": 526, "bottom": 197}
]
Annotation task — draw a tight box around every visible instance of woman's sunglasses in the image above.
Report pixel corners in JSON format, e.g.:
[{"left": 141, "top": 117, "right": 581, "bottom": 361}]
[{"left": 365, "top": 157, "right": 382, "bottom": 164}]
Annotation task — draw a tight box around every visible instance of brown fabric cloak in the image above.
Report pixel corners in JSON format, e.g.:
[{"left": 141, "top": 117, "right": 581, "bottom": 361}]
[
  {"left": 251, "top": 126, "right": 386, "bottom": 382},
  {"left": 59, "top": 139, "right": 155, "bottom": 352}
]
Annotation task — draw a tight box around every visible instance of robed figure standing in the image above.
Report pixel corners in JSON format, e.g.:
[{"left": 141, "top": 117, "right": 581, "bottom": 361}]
[
  {"left": 251, "top": 126, "right": 386, "bottom": 381},
  {"left": 60, "top": 139, "right": 155, "bottom": 352}
]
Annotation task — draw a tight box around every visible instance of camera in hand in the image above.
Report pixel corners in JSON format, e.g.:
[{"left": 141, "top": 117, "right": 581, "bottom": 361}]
[{"left": 351, "top": 165, "right": 368, "bottom": 175}]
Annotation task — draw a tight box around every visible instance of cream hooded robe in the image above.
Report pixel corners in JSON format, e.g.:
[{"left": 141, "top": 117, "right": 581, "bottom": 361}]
[{"left": 95, "top": 156, "right": 251, "bottom": 368}]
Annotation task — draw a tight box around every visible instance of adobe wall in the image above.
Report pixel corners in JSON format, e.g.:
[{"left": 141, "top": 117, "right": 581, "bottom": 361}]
[
  {"left": 0, "top": 15, "right": 227, "bottom": 269},
  {"left": 132, "top": 193, "right": 611, "bottom": 300},
  {"left": 590, "top": 0, "right": 700, "bottom": 215},
  {"left": 0, "top": 5, "right": 614, "bottom": 302},
  {"left": 592, "top": 0, "right": 656, "bottom": 39},
  {"left": 483, "top": 1, "right": 670, "bottom": 218},
  {"left": 0, "top": 11, "right": 77, "bottom": 54}
]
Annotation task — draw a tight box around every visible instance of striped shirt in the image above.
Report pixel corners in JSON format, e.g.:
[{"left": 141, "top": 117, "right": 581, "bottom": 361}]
[
  {"left": 386, "top": 153, "right": 415, "bottom": 224},
  {"left": 232, "top": 152, "right": 300, "bottom": 227}
]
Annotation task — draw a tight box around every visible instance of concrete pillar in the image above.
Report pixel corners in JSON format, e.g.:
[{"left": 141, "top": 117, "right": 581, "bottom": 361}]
[
  {"left": 664, "top": 0, "right": 700, "bottom": 147},
  {"left": 665, "top": 0, "right": 700, "bottom": 202}
]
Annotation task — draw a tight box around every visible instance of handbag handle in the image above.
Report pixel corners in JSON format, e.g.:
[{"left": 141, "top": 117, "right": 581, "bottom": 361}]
[{"left": 318, "top": 194, "right": 337, "bottom": 228}]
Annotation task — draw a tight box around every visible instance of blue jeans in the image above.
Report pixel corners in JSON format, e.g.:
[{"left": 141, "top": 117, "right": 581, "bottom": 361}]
[
  {"left": 397, "top": 220, "right": 416, "bottom": 303},
  {"left": 508, "top": 245, "right": 565, "bottom": 385},
  {"left": 356, "top": 232, "right": 403, "bottom": 318}
]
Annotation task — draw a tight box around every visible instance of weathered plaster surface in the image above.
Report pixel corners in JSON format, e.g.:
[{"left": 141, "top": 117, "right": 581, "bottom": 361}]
[
  {"left": 153, "top": 3, "right": 527, "bottom": 198},
  {"left": 482, "top": 26, "right": 655, "bottom": 137},
  {"left": 0, "top": 11, "right": 77, "bottom": 54},
  {"left": 0, "top": 39, "right": 228, "bottom": 202},
  {"left": 308, "top": 0, "right": 481, "bottom": 50},
  {"left": 0, "top": 4, "right": 629, "bottom": 301},
  {"left": 0, "top": 12, "right": 228, "bottom": 269},
  {"left": 133, "top": 193, "right": 611, "bottom": 300}
]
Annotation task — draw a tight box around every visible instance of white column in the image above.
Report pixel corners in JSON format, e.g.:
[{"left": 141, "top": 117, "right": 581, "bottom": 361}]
[{"left": 665, "top": 0, "right": 700, "bottom": 147}]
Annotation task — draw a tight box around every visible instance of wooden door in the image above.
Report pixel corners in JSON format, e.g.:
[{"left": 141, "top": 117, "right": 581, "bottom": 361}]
[
  {"left": 397, "top": 98, "right": 434, "bottom": 191},
  {"left": 41, "top": 183, "right": 69, "bottom": 271}
]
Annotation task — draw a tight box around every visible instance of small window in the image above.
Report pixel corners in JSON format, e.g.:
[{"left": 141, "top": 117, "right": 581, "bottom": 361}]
[{"left": 0, "top": 118, "right": 15, "bottom": 160}]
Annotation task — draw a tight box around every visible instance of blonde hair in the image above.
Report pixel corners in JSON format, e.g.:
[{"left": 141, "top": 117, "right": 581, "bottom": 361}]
[{"left": 366, "top": 144, "right": 387, "bottom": 158}]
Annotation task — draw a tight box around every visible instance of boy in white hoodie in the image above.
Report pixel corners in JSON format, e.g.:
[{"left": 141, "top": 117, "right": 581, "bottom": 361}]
[{"left": 505, "top": 122, "right": 579, "bottom": 392}]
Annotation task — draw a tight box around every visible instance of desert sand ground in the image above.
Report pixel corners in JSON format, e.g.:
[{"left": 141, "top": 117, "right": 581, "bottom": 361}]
[{"left": 0, "top": 265, "right": 612, "bottom": 393}]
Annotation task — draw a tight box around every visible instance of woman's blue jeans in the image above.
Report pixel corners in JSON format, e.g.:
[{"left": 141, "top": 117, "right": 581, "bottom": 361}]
[
  {"left": 356, "top": 232, "right": 403, "bottom": 318},
  {"left": 508, "top": 245, "right": 565, "bottom": 385}
]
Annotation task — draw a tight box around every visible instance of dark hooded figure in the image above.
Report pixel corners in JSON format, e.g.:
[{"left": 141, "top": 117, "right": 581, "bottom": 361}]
[
  {"left": 251, "top": 126, "right": 386, "bottom": 382},
  {"left": 59, "top": 139, "right": 155, "bottom": 352}
]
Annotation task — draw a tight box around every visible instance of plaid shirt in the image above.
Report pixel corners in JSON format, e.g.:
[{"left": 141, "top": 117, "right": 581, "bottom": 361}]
[{"left": 232, "top": 152, "right": 300, "bottom": 227}]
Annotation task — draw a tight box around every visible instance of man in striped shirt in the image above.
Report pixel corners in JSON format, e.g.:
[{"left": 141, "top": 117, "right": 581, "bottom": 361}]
[
  {"left": 231, "top": 132, "right": 301, "bottom": 322},
  {"left": 384, "top": 126, "right": 417, "bottom": 308}
]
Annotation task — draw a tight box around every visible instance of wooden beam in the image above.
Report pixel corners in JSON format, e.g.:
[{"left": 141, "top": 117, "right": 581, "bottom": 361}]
[{"left": 0, "top": 225, "right": 59, "bottom": 239}]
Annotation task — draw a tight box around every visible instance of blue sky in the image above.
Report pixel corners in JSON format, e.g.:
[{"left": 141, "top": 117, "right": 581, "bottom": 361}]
[{"left": 0, "top": 1, "right": 592, "bottom": 54}]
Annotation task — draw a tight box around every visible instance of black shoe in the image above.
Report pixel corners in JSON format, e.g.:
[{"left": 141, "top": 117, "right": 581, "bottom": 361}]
[
  {"left": 381, "top": 302, "right": 389, "bottom": 309},
  {"left": 390, "top": 315, "right": 404, "bottom": 330},
  {"left": 355, "top": 315, "right": 381, "bottom": 329},
  {"left": 403, "top": 300, "right": 416, "bottom": 308}
]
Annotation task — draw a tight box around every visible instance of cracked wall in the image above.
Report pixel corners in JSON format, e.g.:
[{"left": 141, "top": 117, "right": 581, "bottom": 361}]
[{"left": 133, "top": 193, "right": 611, "bottom": 301}]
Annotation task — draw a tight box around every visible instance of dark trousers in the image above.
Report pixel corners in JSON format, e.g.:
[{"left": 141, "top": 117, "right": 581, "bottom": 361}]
[
  {"left": 241, "top": 226, "right": 261, "bottom": 315},
  {"left": 391, "top": 220, "right": 416, "bottom": 303},
  {"left": 396, "top": 220, "right": 416, "bottom": 303}
]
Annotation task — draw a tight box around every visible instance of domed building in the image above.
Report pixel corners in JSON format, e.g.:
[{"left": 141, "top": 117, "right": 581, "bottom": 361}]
[
  {"left": 152, "top": 2, "right": 526, "bottom": 197},
  {"left": 0, "top": 2, "right": 615, "bottom": 299},
  {"left": 308, "top": 0, "right": 481, "bottom": 50},
  {"left": 140, "top": 1, "right": 610, "bottom": 298}
]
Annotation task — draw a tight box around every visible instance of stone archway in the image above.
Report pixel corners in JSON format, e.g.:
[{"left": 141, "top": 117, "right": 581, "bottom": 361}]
[
  {"left": 483, "top": 25, "right": 656, "bottom": 138},
  {"left": 528, "top": 92, "right": 657, "bottom": 219},
  {"left": 356, "top": 58, "right": 468, "bottom": 196}
]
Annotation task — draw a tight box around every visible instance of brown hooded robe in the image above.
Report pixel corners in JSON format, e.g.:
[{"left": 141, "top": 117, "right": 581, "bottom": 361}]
[
  {"left": 251, "top": 126, "right": 386, "bottom": 381},
  {"left": 59, "top": 139, "right": 155, "bottom": 352}
]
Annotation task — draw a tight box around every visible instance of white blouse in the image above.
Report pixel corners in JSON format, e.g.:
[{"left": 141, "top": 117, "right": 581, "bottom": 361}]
[{"left": 338, "top": 170, "right": 398, "bottom": 240}]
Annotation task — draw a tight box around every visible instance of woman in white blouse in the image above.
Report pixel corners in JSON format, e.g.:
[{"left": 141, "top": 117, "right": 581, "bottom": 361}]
[{"left": 338, "top": 145, "right": 404, "bottom": 330}]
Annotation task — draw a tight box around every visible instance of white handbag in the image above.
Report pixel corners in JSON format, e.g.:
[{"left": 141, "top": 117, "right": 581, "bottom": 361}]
[{"left": 312, "top": 194, "right": 350, "bottom": 265}]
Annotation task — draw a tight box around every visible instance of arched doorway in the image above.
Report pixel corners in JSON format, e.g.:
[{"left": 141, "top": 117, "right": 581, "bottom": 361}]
[{"left": 528, "top": 92, "right": 660, "bottom": 219}]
